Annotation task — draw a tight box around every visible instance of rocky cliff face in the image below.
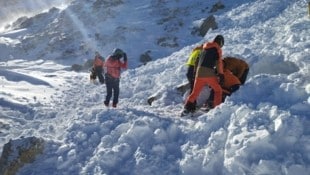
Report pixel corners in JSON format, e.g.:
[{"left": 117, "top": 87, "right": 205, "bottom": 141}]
[
  {"left": 0, "top": 137, "right": 44, "bottom": 175},
  {"left": 0, "top": 0, "right": 72, "bottom": 29},
  {"left": 0, "top": 0, "right": 224, "bottom": 68}
]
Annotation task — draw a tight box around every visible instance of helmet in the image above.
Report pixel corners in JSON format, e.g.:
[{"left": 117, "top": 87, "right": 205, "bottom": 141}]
[
  {"left": 214, "top": 35, "right": 224, "bottom": 47},
  {"left": 112, "top": 48, "right": 124, "bottom": 57}
]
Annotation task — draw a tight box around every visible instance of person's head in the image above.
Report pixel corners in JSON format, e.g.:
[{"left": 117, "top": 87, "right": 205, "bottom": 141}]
[
  {"left": 213, "top": 35, "right": 224, "bottom": 48},
  {"left": 112, "top": 48, "right": 124, "bottom": 59},
  {"left": 95, "top": 51, "right": 100, "bottom": 56}
]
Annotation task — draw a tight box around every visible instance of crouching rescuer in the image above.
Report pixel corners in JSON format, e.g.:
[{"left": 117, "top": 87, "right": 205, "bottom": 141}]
[{"left": 181, "top": 35, "right": 225, "bottom": 116}]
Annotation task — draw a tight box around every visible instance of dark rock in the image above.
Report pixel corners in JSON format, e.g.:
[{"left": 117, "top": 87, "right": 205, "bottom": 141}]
[{"left": 0, "top": 137, "right": 44, "bottom": 175}]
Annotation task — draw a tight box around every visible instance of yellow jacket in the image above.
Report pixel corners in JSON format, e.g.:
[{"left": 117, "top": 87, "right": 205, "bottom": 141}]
[
  {"left": 186, "top": 49, "right": 201, "bottom": 66},
  {"left": 186, "top": 45, "right": 203, "bottom": 66}
]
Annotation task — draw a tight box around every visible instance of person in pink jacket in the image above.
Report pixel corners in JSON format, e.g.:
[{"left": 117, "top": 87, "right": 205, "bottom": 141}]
[{"left": 104, "top": 48, "right": 128, "bottom": 108}]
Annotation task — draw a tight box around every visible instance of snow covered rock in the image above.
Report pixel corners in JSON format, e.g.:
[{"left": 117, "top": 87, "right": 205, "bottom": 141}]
[
  {"left": 0, "top": 137, "right": 44, "bottom": 175},
  {"left": 194, "top": 15, "right": 218, "bottom": 37}
]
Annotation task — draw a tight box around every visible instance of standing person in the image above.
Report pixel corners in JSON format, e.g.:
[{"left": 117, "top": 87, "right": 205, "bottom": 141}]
[
  {"left": 104, "top": 48, "right": 128, "bottom": 108},
  {"left": 185, "top": 44, "right": 203, "bottom": 92},
  {"left": 92, "top": 51, "right": 105, "bottom": 84},
  {"left": 181, "top": 35, "right": 225, "bottom": 116},
  {"left": 223, "top": 57, "right": 249, "bottom": 85}
]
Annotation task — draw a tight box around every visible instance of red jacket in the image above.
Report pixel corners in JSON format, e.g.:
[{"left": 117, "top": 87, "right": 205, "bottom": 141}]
[{"left": 104, "top": 56, "right": 127, "bottom": 78}]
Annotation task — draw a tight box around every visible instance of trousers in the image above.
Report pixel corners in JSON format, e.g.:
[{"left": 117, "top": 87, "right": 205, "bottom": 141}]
[{"left": 186, "top": 77, "right": 222, "bottom": 108}]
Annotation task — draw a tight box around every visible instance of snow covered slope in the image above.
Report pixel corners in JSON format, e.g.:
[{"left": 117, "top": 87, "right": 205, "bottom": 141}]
[
  {"left": 0, "top": 0, "right": 309, "bottom": 175},
  {"left": 0, "top": 0, "right": 249, "bottom": 68},
  {"left": 0, "top": 0, "right": 71, "bottom": 31}
]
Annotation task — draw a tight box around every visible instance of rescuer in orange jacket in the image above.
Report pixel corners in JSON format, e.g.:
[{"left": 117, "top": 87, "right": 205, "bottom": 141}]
[{"left": 181, "top": 35, "right": 225, "bottom": 116}]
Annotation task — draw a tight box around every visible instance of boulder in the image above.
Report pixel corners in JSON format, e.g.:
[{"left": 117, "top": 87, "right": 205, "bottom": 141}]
[
  {"left": 139, "top": 50, "right": 152, "bottom": 65},
  {"left": 0, "top": 137, "right": 44, "bottom": 175},
  {"left": 195, "top": 15, "right": 218, "bottom": 37}
]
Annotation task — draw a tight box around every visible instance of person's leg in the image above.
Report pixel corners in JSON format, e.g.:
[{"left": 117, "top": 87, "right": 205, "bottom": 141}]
[
  {"left": 112, "top": 79, "right": 120, "bottom": 107},
  {"left": 206, "top": 77, "right": 222, "bottom": 107},
  {"left": 90, "top": 67, "right": 97, "bottom": 80},
  {"left": 104, "top": 77, "right": 113, "bottom": 106},
  {"left": 186, "top": 78, "right": 206, "bottom": 103},
  {"left": 96, "top": 67, "right": 104, "bottom": 84},
  {"left": 184, "top": 78, "right": 206, "bottom": 112},
  {"left": 186, "top": 66, "right": 195, "bottom": 92}
]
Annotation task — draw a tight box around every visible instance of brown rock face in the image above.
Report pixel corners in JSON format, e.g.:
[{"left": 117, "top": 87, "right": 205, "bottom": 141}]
[{"left": 0, "top": 137, "right": 45, "bottom": 175}]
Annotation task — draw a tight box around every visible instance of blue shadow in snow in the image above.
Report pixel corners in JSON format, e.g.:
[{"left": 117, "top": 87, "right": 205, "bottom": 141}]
[{"left": 0, "top": 69, "right": 52, "bottom": 87}]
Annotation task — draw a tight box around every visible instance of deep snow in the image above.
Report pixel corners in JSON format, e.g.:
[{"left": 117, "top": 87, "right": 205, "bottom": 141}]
[{"left": 0, "top": 0, "right": 309, "bottom": 175}]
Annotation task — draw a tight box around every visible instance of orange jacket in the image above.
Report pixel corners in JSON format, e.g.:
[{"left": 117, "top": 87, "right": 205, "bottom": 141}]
[
  {"left": 93, "top": 55, "right": 104, "bottom": 67},
  {"left": 105, "top": 56, "right": 127, "bottom": 78},
  {"left": 196, "top": 42, "right": 223, "bottom": 78},
  {"left": 222, "top": 69, "right": 241, "bottom": 90},
  {"left": 223, "top": 57, "right": 248, "bottom": 79}
]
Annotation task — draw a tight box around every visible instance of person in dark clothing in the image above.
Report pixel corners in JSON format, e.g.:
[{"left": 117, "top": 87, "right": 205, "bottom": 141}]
[{"left": 104, "top": 48, "right": 128, "bottom": 108}]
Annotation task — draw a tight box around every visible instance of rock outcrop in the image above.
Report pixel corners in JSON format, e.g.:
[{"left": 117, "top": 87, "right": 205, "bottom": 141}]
[{"left": 0, "top": 137, "right": 44, "bottom": 175}]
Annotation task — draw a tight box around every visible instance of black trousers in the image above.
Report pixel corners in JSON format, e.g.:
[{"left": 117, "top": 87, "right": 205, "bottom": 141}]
[
  {"left": 186, "top": 66, "right": 195, "bottom": 92},
  {"left": 94, "top": 67, "right": 105, "bottom": 84},
  {"left": 105, "top": 75, "right": 120, "bottom": 105}
]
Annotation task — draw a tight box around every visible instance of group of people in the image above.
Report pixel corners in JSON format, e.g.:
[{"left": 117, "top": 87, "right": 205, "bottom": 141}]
[
  {"left": 90, "top": 35, "right": 248, "bottom": 112},
  {"left": 182, "top": 34, "right": 249, "bottom": 116},
  {"left": 90, "top": 48, "right": 128, "bottom": 108}
]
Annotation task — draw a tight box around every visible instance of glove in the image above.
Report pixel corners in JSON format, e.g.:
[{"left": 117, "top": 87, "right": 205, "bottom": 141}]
[
  {"left": 218, "top": 74, "right": 224, "bottom": 85},
  {"left": 123, "top": 53, "right": 127, "bottom": 62}
]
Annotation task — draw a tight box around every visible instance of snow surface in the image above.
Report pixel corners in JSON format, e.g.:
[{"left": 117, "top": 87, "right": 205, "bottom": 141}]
[{"left": 0, "top": 0, "right": 310, "bottom": 175}]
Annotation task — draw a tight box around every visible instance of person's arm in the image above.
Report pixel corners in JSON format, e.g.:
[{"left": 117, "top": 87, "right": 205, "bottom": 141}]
[
  {"left": 216, "top": 49, "right": 224, "bottom": 85},
  {"left": 120, "top": 53, "right": 128, "bottom": 69},
  {"left": 216, "top": 50, "right": 223, "bottom": 75}
]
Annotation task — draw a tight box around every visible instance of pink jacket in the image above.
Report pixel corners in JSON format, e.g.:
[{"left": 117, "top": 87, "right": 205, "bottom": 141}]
[{"left": 104, "top": 56, "right": 127, "bottom": 78}]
